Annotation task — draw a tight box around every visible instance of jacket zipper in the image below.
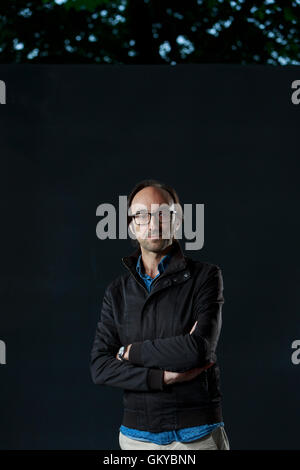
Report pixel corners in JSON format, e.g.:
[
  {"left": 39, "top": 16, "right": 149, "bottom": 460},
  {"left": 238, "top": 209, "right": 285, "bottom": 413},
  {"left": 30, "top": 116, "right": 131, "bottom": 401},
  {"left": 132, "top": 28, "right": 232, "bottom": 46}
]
[
  {"left": 121, "top": 258, "right": 189, "bottom": 425},
  {"left": 121, "top": 258, "right": 153, "bottom": 425}
]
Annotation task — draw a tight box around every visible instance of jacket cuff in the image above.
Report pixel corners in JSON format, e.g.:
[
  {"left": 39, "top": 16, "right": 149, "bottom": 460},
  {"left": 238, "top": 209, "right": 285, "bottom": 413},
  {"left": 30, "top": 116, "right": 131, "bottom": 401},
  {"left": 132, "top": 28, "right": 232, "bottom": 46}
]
[
  {"left": 147, "top": 368, "right": 165, "bottom": 391},
  {"left": 128, "top": 342, "right": 143, "bottom": 366}
]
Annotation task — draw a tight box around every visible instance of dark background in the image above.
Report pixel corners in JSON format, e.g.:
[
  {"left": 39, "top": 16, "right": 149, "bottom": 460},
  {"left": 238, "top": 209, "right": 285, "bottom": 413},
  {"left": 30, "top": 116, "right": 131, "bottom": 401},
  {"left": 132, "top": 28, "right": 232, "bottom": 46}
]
[{"left": 0, "top": 64, "right": 299, "bottom": 450}]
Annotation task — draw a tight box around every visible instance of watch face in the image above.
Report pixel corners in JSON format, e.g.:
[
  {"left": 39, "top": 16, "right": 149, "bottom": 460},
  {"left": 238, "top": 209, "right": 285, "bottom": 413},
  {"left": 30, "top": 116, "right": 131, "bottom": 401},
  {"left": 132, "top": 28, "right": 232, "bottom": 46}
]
[{"left": 119, "top": 346, "right": 125, "bottom": 357}]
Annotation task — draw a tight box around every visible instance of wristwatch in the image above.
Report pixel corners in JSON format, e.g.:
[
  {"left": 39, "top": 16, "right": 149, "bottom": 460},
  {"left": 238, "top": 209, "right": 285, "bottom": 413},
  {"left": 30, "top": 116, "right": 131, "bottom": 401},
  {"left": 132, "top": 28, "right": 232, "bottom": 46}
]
[{"left": 118, "top": 346, "right": 126, "bottom": 361}]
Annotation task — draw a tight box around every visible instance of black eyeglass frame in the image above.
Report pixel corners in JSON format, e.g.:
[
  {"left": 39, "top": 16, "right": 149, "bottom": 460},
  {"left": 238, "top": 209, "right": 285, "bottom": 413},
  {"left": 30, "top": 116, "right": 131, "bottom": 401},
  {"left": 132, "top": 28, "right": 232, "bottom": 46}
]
[{"left": 130, "top": 209, "right": 177, "bottom": 226}]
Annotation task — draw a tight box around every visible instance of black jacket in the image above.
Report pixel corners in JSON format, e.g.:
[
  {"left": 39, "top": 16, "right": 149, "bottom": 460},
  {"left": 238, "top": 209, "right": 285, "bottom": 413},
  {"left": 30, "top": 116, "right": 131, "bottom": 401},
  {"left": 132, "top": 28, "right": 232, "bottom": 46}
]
[{"left": 90, "top": 239, "right": 225, "bottom": 432}]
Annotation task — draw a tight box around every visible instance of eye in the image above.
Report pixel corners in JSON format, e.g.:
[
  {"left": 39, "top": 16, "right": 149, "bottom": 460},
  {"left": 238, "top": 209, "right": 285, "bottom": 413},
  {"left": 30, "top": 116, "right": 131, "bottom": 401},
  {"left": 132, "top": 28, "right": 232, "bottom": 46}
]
[
  {"left": 158, "top": 209, "right": 173, "bottom": 219},
  {"left": 134, "top": 211, "right": 150, "bottom": 224}
]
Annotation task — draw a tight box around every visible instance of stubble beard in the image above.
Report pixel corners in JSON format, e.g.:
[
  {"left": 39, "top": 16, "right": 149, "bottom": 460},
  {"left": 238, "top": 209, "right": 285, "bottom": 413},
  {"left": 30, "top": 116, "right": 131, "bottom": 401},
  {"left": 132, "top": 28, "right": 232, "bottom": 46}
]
[{"left": 138, "top": 235, "right": 173, "bottom": 254}]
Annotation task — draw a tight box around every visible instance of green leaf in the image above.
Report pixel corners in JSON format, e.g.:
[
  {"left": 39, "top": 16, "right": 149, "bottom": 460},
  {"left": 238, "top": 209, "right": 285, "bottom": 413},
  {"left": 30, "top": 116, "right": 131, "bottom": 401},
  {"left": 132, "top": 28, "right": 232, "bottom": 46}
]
[
  {"left": 66, "top": 0, "right": 111, "bottom": 11},
  {"left": 42, "top": 0, "right": 112, "bottom": 11},
  {"left": 283, "top": 7, "right": 295, "bottom": 22}
]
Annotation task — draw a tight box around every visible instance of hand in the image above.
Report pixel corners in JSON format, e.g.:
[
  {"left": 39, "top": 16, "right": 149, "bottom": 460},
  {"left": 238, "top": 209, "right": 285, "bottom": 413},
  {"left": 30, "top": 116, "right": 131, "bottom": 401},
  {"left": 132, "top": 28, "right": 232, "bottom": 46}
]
[
  {"left": 124, "top": 344, "right": 132, "bottom": 360},
  {"left": 189, "top": 320, "right": 198, "bottom": 334},
  {"left": 115, "top": 344, "right": 132, "bottom": 361},
  {"left": 163, "top": 362, "right": 215, "bottom": 385}
]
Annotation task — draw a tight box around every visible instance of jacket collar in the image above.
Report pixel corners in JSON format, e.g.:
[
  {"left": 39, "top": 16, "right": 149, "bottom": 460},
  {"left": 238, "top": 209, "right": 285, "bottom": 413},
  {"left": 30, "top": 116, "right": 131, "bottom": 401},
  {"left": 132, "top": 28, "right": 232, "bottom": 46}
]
[{"left": 121, "top": 239, "right": 188, "bottom": 278}]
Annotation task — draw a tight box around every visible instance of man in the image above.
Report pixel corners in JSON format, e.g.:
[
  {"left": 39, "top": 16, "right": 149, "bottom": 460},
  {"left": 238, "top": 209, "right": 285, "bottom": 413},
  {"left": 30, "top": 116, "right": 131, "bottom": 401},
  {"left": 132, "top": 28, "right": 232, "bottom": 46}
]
[{"left": 90, "top": 179, "right": 230, "bottom": 450}]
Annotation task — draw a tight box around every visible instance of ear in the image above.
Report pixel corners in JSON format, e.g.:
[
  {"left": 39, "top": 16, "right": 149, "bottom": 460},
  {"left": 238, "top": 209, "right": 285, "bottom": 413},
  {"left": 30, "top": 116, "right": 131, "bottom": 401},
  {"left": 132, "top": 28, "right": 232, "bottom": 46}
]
[
  {"left": 128, "top": 220, "right": 136, "bottom": 238},
  {"left": 173, "top": 212, "right": 183, "bottom": 237},
  {"left": 172, "top": 203, "right": 183, "bottom": 233}
]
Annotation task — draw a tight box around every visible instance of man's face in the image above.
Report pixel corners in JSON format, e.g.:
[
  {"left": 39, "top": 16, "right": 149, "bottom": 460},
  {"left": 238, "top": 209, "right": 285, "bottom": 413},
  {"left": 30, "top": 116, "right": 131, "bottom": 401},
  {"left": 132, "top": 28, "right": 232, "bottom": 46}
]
[{"left": 129, "top": 186, "right": 177, "bottom": 253}]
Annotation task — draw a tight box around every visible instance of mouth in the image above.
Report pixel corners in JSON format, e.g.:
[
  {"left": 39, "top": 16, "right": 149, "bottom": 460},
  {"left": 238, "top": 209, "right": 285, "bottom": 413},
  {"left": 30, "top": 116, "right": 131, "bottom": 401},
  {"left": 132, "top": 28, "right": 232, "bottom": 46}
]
[{"left": 146, "top": 234, "right": 161, "bottom": 239}]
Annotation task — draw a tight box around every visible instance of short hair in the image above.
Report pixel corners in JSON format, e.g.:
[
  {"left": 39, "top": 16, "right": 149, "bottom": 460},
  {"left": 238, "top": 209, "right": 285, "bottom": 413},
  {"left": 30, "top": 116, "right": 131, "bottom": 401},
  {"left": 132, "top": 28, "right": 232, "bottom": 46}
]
[{"left": 127, "top": 179, "right": 183, "bottom": 247}]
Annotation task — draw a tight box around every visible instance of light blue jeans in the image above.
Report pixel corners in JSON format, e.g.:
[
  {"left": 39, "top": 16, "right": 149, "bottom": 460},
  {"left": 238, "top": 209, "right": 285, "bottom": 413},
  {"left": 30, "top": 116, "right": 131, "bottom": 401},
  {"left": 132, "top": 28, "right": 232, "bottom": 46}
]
[{"left": 119, "top": 426, "right": 230, "bottom": 450}]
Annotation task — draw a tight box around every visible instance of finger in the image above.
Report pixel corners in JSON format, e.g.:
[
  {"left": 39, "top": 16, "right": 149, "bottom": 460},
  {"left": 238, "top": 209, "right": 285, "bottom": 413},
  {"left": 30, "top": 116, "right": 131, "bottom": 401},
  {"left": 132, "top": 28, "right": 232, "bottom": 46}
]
[
  {"left": 202, "top": 362, "right": 215, "bottom": 370},
  {"left": 190, "top": 321, "right": 198, "bottom": 334}
]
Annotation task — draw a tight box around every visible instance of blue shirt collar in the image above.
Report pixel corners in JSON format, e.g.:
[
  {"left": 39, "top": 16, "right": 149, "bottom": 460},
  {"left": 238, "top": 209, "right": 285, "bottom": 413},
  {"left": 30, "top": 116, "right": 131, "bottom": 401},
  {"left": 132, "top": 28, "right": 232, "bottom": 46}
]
[{"left": 136, "top": 252, "right": 171, "bottom": 279}]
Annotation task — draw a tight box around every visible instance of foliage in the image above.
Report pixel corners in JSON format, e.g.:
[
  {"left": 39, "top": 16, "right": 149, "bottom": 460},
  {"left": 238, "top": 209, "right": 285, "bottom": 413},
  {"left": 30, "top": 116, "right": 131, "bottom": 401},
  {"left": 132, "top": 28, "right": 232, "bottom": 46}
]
[{"left": 0, "top": 0, "right": 299, "bottom": 64}]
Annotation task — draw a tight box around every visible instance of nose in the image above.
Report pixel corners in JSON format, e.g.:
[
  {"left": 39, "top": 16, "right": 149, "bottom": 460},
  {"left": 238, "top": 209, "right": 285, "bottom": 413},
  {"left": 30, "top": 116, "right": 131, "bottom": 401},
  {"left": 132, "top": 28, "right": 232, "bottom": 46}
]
[{"left": 149, "top": 212, "right": 160, "bottom": 232}]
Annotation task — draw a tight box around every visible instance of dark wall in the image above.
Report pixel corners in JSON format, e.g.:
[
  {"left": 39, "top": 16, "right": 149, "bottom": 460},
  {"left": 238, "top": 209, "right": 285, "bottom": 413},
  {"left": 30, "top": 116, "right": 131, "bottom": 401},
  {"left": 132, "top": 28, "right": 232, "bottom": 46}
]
[{"left": 0, "top": 65, "right": 299, "bottom": 450}]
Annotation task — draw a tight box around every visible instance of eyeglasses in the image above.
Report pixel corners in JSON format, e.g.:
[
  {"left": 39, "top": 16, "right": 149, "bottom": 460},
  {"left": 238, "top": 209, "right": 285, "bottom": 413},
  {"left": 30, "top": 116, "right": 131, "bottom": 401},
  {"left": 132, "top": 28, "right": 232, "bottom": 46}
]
[{"left": 132, "top": 209, "right": 177, "bottom": 225}]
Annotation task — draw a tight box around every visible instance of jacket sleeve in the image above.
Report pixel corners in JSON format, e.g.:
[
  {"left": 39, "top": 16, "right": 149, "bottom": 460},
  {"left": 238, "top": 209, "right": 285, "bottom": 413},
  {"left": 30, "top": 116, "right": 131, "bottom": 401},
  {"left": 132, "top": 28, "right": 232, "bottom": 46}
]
[
  {"left": 128, "top": 266, "right": 224, "bottom": 372},
  {"left": 90, "top": 284, "right": 165, "bottom": 391}
]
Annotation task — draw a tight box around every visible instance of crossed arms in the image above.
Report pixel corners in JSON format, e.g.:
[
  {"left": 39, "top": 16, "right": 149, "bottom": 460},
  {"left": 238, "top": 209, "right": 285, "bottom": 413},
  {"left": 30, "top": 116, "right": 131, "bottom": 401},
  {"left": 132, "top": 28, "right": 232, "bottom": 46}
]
[{"left": 90, "top": 266, "right": 224, "bottom": 392}]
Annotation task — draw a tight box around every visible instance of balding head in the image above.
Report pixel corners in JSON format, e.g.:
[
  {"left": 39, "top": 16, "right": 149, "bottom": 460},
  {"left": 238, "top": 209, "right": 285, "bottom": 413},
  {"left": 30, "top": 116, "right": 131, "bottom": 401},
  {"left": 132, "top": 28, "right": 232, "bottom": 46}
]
[{"left": 131, "top": 185, "right": 174, "bottom": 212}]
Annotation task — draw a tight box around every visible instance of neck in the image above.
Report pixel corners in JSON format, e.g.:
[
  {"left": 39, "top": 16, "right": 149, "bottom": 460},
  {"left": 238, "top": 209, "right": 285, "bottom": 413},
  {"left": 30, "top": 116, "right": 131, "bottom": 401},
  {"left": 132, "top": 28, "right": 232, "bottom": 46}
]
[{"left": 140, "top": 243, "right": 173, "bottom": 278}]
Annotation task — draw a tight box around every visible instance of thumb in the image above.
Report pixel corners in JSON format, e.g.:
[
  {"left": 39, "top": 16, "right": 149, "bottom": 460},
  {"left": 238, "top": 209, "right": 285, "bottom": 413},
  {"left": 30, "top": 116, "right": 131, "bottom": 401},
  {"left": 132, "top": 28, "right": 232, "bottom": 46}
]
[{"left": 189, "top": 320, "right": 198, "bottom": 334}]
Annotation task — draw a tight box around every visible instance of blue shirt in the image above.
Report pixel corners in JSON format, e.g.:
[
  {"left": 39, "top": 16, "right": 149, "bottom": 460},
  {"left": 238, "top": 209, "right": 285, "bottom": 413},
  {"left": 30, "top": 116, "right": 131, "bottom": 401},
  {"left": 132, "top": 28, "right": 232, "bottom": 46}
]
[{"left": 119, "top": 251, "right": 224, "bottom": 444}]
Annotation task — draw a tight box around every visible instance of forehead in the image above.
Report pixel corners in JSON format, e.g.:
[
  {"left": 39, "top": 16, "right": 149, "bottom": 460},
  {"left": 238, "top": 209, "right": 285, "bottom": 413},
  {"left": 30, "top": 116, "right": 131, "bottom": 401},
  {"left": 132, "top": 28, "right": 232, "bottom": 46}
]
[{"left": 131, "top": 186, "right": 173, "bottom": 211}]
